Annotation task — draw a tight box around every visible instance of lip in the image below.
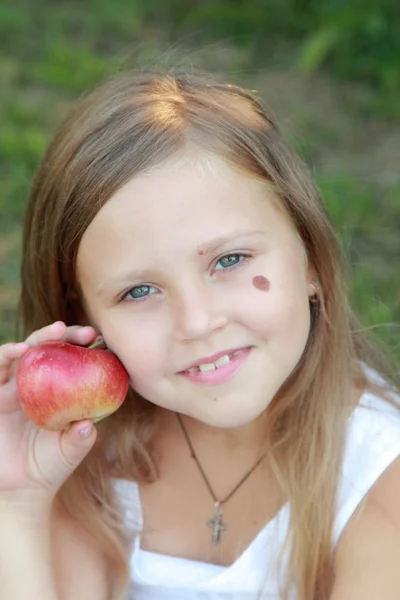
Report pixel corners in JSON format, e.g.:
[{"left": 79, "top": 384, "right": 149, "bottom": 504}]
[
  {"left": 180, "top": 346, "right": 249, "bottom": 372},
  {"left": 178, "top": 346, "right": 252, "bottom": 386}
]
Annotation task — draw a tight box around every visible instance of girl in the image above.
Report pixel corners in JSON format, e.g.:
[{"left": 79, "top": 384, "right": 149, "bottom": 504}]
[{"left": 1, "top": 68, "right": 400, "bottom": 600}]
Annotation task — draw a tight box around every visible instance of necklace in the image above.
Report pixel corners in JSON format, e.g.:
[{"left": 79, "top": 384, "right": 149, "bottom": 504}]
[{"left": 176, "top": 413, "right": 267, "bottom": 545}]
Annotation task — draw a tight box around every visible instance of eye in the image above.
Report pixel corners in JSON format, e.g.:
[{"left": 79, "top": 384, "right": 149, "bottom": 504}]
[
  {"left": 214, "top": 253, "right": 251, "bottom": 271},
  {"left": 121, "top": 284, "right": 158, "bottom": 303}
]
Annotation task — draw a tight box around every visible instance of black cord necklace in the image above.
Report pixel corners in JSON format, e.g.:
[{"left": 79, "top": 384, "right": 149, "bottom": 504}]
[{"left": 176, "top": 413, "right": 267, "bottom": 545}]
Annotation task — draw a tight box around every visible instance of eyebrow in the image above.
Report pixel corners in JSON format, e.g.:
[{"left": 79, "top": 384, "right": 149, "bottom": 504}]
[
  {"left": 196, "top": 228, "right": 266, "bottom": 256},
  {"left": 96, "top": 228, "right": 266, "bottom": 296}
]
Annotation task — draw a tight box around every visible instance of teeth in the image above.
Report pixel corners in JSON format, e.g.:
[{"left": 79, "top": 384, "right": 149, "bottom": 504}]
[
  {"left": 196, "top": 354, "right": 231, "bottom": 372},
  {"left": 214, "top": 354, "right": 230, "bottom": 368},
  {"left": 199, "top": 362, "right": 216, "bottom": 372},
  {"left": 186, "top": 349, "right": 246, "bottom": 374}
]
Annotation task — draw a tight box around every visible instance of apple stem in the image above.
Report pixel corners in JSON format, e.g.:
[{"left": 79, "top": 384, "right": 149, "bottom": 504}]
[{"left": 88, "top": 336, "right": 106, "bottom": 350}]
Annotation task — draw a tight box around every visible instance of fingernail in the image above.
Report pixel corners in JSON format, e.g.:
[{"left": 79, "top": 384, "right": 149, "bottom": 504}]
[{"left": 78, "top": 422, "right": 93, "bottom": 438}]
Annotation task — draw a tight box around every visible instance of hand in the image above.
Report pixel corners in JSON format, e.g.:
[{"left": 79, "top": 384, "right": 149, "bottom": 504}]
[{"left": 0, "top": 321, "right": 99, "bottom": 514}]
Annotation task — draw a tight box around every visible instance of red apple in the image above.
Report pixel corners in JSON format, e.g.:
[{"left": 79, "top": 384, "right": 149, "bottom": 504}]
[{"left": 16, "top": 340, "right": 129, "bottom": 430}]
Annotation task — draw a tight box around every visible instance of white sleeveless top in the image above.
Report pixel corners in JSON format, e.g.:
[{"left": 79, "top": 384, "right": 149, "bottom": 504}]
[{"left": 114, "top": 387, "right": 400, "bottom": 599}]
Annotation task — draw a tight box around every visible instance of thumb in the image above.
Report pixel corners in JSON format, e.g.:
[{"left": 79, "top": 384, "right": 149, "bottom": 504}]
[
  {"left": 30, "top": 420, "right": 97, "bottom": 497},
  {"left": 34, "top": 420, "right": 97, "bottom": 492},
  {"left": 59, "top": 420, "right": 97, "bottom": 478}
]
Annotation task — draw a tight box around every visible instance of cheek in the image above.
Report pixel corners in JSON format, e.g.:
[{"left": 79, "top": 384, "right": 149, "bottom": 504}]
[
  {"left": 252, "top": 275, "right": 271, "bottom": 292},
  {"left": 241, "top": 273, "right": 310, "bottom": 337},
  {"left": 99, "top": 318, "right": 168, "bottom": 380},
  {"left": 266, "top": 292, "right": 311, "bottom": 346}
]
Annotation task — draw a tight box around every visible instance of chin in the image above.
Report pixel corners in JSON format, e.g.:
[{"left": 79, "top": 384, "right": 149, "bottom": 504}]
[{"left": 201, "top": 403, "right": 269, "bottom": 430}]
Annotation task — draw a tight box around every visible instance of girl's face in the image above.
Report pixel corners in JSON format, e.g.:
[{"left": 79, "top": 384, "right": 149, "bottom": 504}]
[{"left": 76, "top": 156, "right": 314, "bottom": 428}]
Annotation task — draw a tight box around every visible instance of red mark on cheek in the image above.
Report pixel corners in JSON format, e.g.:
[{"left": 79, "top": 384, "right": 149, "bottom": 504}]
[{"left": 252, "top": 275, "right": 270, "bottom": 292}]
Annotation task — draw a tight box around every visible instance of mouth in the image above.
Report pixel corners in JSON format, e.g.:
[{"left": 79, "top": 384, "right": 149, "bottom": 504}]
[
  {"left": 178, "top": 347, "right": 252, "bottom": 385},
  {"left": 180, "top": 347, "right": 250, "bottom": 374}
]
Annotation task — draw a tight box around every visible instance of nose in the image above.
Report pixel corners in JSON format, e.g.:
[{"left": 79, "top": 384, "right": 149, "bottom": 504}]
[{"left": 172, "top": 281, "right": 228, "bottom": 342}]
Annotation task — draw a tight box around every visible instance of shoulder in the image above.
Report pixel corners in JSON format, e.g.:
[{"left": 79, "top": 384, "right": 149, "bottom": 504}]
[
  {"left": 332, "top": 454, "right": 400, "bottom": 598},
  {"left": 331, "top": 381, "right": 400, "bottom": 599},
  {"left": 334, "top": 385, "right": 400, "bottom": 541},
  {"left": 52, "top": 502, "right": 113, "bottom": 600}
]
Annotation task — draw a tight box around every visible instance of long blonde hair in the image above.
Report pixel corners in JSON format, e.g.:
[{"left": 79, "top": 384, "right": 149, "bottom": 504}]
[{"left": 19, "top": 69, "right": 399, "bottom": 599}]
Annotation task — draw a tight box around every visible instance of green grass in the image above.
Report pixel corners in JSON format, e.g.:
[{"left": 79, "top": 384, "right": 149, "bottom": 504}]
[{"left": 0, "top": 0, "right": 399, "bottom": 367}]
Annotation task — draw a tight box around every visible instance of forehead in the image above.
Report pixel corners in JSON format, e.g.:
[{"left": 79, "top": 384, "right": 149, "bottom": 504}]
[
  {"left": 85, "top": 157, "right": 285, "bottom": 236},
  {"left": 76, "top": 156, "right": 298, "bottom": 276}
]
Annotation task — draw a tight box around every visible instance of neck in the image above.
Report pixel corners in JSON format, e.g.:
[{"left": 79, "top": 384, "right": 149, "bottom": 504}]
[
  {"left": 151, "top": 406, "right": 284, "bottom": 521},
  {"left": 157, "top": 407, "right": 269, "bottom": 457}
]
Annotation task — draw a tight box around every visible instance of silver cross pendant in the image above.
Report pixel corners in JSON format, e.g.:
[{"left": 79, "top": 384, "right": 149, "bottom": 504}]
[{"left": 206, "top": 501, "right": 227, "bottom": 545}]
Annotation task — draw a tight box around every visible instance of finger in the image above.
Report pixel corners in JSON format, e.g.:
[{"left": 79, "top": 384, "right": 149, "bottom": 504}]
[
  {"left": 60, "top": 420, "right": 97, "bottom": 472},
  {"left": 0, "top": 343, "right": 30, "bottom": 385},
  {"left": 0, "top": 379, "right": 27, "bottom": 413},
  {"left": 61, "top": 325, "right": 98, "bottom": 347},
  {"left": 24, "top": 321, "right": 67, "bottom": 347},
  {"left": 32, "top": 421, "right": 97, "bottom": 491},
  {"left": 24, "top": 322, "right": 99, "bottom": 349}
]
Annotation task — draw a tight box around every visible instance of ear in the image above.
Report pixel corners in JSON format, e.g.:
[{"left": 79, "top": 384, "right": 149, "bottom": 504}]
[
  {"left": 307, "top": 281, "right": 318, "bottom": 298},
  {"left": 306, "top": 267, "right": 319, "bottom": 299}
]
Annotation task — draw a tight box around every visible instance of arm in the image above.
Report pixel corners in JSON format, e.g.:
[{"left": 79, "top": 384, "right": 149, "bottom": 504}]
[
  {"left": 331, "top": 455, "right": 400, "bottom": 599},
  {"left": 0, "top": 324, "right": 109, "bottom": 600},
  {"left": 0, "top": 512, "right": 58, "bottom": 600},
  {"left": 52, "top": 503, "right": 113, "bottom": 600},
  {"left": 0, "top": 507, "right": 112, "bottom": 600}
]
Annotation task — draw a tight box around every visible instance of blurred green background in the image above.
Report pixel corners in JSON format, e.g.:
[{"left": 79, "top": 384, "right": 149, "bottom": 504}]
[{"left": 0, "top": 0, "right": 399, "bottom": 363}]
